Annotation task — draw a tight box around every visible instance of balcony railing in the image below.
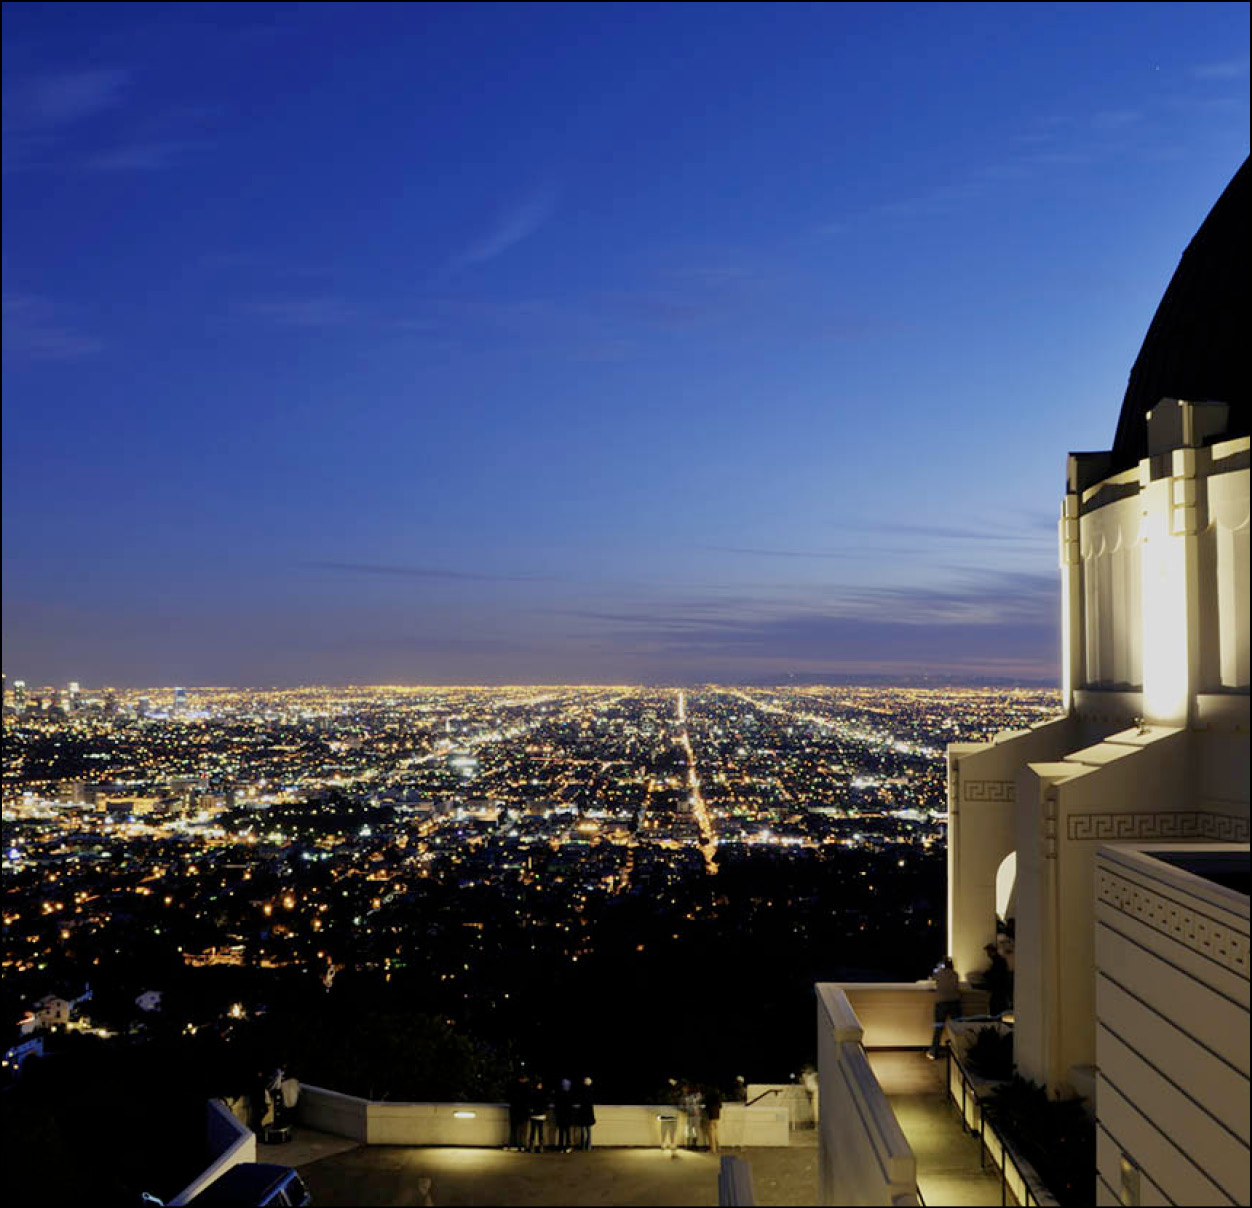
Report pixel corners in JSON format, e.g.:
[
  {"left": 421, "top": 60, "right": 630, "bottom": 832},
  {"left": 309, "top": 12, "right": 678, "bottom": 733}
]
[{"left": 943, "top": 1042, "right": 1057, "bottom": 1207}]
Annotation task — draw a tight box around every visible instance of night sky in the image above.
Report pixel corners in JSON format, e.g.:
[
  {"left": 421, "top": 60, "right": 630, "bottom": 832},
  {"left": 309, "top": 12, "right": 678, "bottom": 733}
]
[{"left": 3, "top": 2, "right": 1248, "bottom": 687}]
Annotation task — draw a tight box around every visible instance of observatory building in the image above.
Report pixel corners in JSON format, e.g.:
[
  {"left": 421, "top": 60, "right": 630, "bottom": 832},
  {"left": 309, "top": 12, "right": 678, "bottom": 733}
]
[
  {"left": 821, "top": 160, "right": 1249, "bottom": 1206},
  {"left": 947, "top": 158, "right": 1249, "bottom": 1206}
]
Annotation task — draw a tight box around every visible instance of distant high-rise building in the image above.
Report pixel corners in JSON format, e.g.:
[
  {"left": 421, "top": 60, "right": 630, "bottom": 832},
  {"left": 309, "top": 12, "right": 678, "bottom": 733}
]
[
  {"left": 67, "top": 682, "right": 81, "bottom": 712},
  {"left": 13, "top": 680, "right": 27, "bottom": 715},
  {"left": 137, "top": 696, "right": 151, "bottom": 718},
  {"left": 173, "top": 686, "right": 188, "bottom": 716}
]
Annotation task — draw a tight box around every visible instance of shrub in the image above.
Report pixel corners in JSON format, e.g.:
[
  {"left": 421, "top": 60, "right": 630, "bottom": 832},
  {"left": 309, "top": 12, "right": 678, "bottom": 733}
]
[
  {"left": 964, "top": 1025, "right": 1013, "bottom": 1080},
  {"left": 983, "top": 1075, "right": 1095, "bottom": 1207}
]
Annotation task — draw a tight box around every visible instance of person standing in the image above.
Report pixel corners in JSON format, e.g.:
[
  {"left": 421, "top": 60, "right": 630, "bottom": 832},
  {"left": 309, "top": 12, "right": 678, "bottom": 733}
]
[
  {"left": 703, "top": 1085, "right": 723, "bottom": 1155},
  {"left": 657, "top": 1079, "right": 680, "bottom": 1157},
  {"left": 554, "top": 1078, "right": 575, "bottom": 1152},
  {"left": 682, "top": 1082, "right": 702, "bottom": 1149},
  {"left": 982, "top": 943, "right": 1012, "bottom": 1016},
  {"left": 507, "top": 1074, "right": 530, "bottom": 1151},
  {"left": 266, "top": 1067, "right": 286, "bottom": 1134},
  {"left": 574, "top": 1077, "right": 596, "bottom": 1150},
  {"left": 527, "top": 1079, "right": 549, "bottom": 1152},
  {"left": 250, "top": 1069, "right": 270, "bottom": 1134},
  {"left": 928, "top": 956, "right": 961, "bottom": 1058}
]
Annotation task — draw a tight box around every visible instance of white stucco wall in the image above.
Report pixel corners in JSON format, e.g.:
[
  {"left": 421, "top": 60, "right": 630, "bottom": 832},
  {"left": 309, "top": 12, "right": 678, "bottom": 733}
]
[
  {"left": 947, "top": 717, "right": 1076, "bottom": 980},
  {"left": 816, "top": 984, "right": 917, "bottom": 1207},
  {"left": 950, "top": 420, "right": 1250, "bottom": 1099},
  {"left": 296, "top": 1085, "right": 789, "bottom": 1149},
  {"left": 1080, "top": 488, "right": 1144, "bottom": 690},
  {"left": 1094, "top": 844, "right": 1249, "bottom": 1207},
  {"left": 1201, "top": 449, "right": 1249, "bottom": 692}
]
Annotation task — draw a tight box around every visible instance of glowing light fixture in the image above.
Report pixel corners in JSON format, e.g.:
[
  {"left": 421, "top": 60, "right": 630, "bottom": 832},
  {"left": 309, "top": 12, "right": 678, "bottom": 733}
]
[{"left": 453, "top": 1110, "right": 476, "bottom": 1119}]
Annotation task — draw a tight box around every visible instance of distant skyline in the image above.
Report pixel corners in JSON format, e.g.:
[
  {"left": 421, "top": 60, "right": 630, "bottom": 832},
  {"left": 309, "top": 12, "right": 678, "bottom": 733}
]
[{"left": 3, "top": 2, "right": 1248, "bottom": 686}]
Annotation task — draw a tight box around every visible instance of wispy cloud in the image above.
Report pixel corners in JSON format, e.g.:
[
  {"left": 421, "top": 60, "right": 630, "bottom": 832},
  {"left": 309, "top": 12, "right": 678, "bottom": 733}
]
[
  {"left": 703, "top": 545, "right": 865, "bottom": 561},
  {"left": 1190, "top": 58, "right": 1249, "bottom": 81},
  {"left": 2, "top": 294, "right": 104, "bottom": 361},
  {"left": 868, "top": 522, "right": 1052, "bottom": 545},
  {"left": 3, "top": 67, "right": 128, "bottom": 131},
  {"left": 544, "top": 567, "right": 1059, "bottom": 681},
  {"left": 82, "top": 138, "right": 204, "bottom": 171},
  {"left": 299, "top": 560, "right": 553, "bottom": 584},
  {"left": 558, "top": 568, "right": 1057, "bottom": 674},
  {"left": 3, "top": 67, "right": 128, "bottom": 170},
  {"left": 390, "top": 293, "right": 639, "bottom": 365},
  {"left": 242, "top": 298, "right": 358, "bottom": 328},
  {"left": 452, "top": 183, "right": 559, "bottom": 268},
  {"left": 4, "top": 65, "right": 215, "bottom": 172},
  {"left": 567, "top": 567, "right": 1055, "bottom": 630},
  {"left": 1090, "top": 109, "right": 1142, "bottom": 133}
]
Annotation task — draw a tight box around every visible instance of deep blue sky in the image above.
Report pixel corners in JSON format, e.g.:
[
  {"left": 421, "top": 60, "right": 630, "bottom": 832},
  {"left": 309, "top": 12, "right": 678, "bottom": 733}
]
[{"left": 3, "top": 2, "right": 1248, "bottom": 687}]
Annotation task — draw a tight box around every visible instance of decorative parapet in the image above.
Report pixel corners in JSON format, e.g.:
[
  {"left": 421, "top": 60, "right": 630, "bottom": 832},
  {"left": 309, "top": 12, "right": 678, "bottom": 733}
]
[
  {"left": 296, "top": 1086, "right": 790, "bottom": 1148},
  {"left": 1094, "top": 842, "right": 1249, "bottom": 1206},
  {"left": 834, "top": 981, "right": 935, "bottom": 1049},
  {"left": 1096, "top": 843, "right": 1250, "bottom": 979},
  {"left": 816, "top": 984, "right": 917, "bottom": 1207}
]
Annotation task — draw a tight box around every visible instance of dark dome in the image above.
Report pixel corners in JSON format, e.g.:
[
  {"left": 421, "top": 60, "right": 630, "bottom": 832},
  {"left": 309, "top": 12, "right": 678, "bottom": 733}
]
[{"left": 1112, "top": 158, "right": 1250, "bottom": 470}]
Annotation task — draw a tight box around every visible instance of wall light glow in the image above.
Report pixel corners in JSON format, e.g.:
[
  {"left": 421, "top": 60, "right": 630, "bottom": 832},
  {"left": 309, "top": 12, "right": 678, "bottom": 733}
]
[{"left": 1140, "top": 494, "right": 1189, "bottom": 723}]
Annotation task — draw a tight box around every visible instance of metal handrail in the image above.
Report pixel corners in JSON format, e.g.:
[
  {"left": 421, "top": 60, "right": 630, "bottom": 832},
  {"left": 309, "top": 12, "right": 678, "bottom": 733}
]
[
  {"left": 943, "top": 1044, "right": 1042, "bottom": 1208},
  {"left": 743, "top": 1088, "right": 785, "bottom": 1107}
]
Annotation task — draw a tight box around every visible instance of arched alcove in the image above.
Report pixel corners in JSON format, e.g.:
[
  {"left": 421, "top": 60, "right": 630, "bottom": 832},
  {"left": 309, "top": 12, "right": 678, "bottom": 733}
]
[{"left": 995, "top": 851, "right": 1017, "bottom": 925}]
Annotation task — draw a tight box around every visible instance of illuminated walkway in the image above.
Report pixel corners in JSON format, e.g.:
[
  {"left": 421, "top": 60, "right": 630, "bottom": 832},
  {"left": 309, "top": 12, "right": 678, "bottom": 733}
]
[{"left": 866, "top": 1051, "right": 1003, "bottom": 1207}]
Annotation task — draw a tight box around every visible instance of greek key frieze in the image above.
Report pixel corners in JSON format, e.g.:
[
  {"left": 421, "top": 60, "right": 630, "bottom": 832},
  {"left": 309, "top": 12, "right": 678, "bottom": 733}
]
[
  {"left": 1069, "top": 811, "right": 1249, "bottom": 842},
  {"left": 964, "top": 780, "right": 1016, "bottom": 803}
]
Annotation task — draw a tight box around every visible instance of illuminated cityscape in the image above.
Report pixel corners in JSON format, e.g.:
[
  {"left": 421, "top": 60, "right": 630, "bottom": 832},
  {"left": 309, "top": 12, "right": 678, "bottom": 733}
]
[
  {"left": 2, "top": 683, "right": 1057, "bottom": 1040},
  {"left": 3, "top": 2, "right": 1247, "bottom": 1204},
  {"left": 2, "top": 679, "right": 1062, "bottom": 1205}
]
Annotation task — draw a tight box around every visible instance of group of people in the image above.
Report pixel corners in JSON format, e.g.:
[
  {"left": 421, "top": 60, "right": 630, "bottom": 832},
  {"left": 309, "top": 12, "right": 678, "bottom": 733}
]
[
  {"left": 927, "top": 942, "right": 1014, "bottom": 1058},
  {"left": 505, "top": 1073, "right": 730, "bottom": 1155},
  {"left": 657, "top": 1080, "right": 724, "bottom": 1157},
  {"left": 507, "top": 1075, "right": 596, "bottom": 1152}
]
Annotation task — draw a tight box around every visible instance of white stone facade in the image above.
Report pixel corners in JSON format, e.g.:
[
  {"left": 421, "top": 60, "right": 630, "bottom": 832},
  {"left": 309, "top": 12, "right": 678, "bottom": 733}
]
[
  {"left": 1093, "top": 844, "right": 1248, "bottom": 1206},
  {"left": 947, "top": 399, "right": 1249, "bottom": 1204}
]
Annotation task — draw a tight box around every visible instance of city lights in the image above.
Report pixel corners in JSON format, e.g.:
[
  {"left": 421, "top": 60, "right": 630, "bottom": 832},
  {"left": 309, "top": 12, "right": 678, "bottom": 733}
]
[{"left": 1, "top": 681, "right": 1058, "bottom": 989}]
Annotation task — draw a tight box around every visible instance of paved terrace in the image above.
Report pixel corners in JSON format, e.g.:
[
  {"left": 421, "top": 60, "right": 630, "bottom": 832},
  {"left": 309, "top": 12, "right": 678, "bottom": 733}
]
[
  {"left": 866, "top": 1050, "right": 1002, "bottom": 1207},
  {"left": 257, "top": 1053, "right": 996, "bottom": 1206},
  {"left": 259, "top": 1131, "right": 818, "bottom": 1207}
]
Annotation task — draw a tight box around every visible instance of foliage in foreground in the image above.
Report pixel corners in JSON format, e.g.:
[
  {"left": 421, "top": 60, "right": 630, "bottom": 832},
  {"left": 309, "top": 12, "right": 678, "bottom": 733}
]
[
  {"left": 983, "top": 1075, "right": 1095, "bottom": 1207},
  {"left": 963, "top": 1025, "right": 1013, "bottom": 1081}
]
